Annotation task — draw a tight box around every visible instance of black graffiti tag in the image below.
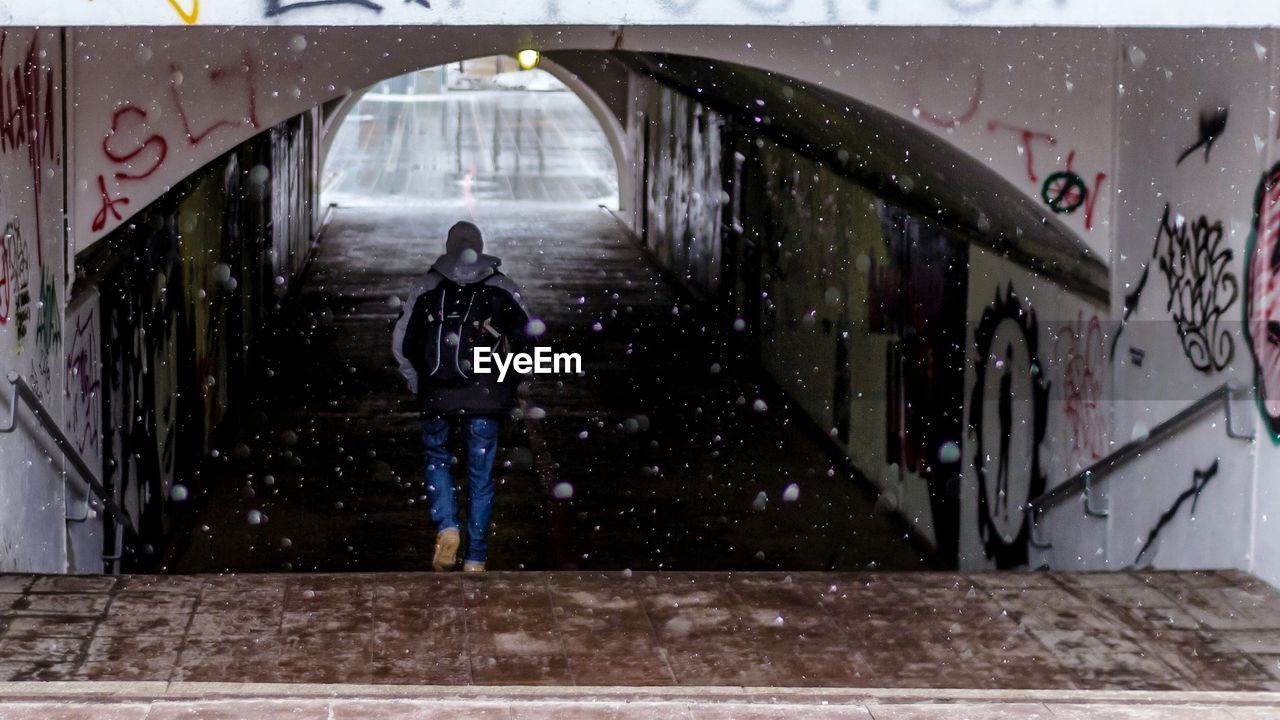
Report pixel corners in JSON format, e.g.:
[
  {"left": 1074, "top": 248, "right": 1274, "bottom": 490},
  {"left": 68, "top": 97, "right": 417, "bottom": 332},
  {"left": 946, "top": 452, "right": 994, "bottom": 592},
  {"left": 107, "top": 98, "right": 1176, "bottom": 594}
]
[
  {"left": 1154, "top": 205, "right": 1239, "bottom": 373},
  {"left": 1134, "top": 458, "right": 1219, "bottom": 565},
  {"left": 1112, "top": 205, "right": 1239, "bottom": 372},
  {"left": 264, "top": 0, "right": 429, "bottom": 16},
  {"left": 968, "top": 283, "right": 1050, "bottom": 570},
  {"left": 1176, "top": 106, "right": 1229, "bottom": 166}
]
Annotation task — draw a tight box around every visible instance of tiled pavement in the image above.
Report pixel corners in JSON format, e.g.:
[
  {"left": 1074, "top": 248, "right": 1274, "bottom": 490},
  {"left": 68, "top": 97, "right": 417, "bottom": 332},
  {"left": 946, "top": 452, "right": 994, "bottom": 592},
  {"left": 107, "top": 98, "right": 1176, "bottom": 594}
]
[
  {"left": 2, "top": 570, "right": 1280, "bottom": 693},
  {"left": 1, "top": 689, "right": 1279, "bottom": 719}
]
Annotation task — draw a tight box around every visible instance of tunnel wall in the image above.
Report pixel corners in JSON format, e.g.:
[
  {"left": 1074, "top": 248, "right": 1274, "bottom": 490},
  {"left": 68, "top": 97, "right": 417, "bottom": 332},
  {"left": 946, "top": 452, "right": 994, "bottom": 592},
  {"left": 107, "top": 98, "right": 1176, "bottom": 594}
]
[
  {"left": 0, "top": 29, "right": 74, "bottom": 573},
  {"left": 623, "top": 49, "right": 1273, "bottom": 575},
  {"left": 89, "top": 111, "right": 317, "bottom": 569}
]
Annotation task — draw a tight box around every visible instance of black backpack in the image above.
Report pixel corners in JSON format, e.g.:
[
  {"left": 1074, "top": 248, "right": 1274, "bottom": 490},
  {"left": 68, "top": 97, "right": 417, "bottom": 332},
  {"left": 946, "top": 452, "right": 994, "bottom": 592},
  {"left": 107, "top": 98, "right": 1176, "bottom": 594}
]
[{"left": 402, "top": 272, "right": 510, "bottom": 387}]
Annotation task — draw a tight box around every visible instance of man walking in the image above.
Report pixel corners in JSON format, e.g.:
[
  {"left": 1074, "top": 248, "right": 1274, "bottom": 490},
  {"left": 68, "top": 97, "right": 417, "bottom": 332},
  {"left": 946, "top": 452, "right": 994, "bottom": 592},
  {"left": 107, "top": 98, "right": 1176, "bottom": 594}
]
[{"left": 392, "top": 221, "right": 531, "bottom": 572}]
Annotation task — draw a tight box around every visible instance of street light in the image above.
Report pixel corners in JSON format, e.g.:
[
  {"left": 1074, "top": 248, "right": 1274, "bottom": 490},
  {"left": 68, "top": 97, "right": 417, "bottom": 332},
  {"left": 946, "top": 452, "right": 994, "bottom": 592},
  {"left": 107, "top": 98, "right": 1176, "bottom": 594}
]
[{"left": 516, "top": 49, "right": 540, "bottom": 70}]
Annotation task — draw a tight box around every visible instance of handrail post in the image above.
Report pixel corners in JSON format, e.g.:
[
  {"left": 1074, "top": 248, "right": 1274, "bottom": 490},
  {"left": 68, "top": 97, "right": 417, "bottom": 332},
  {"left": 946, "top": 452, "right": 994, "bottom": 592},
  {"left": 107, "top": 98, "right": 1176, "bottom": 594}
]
[
  {"left": 1082, "top": 472, "right": 1110, "bottom": 518},
  {"left": 1029, "top": 507, "right": 1052, "bottom": 549}
]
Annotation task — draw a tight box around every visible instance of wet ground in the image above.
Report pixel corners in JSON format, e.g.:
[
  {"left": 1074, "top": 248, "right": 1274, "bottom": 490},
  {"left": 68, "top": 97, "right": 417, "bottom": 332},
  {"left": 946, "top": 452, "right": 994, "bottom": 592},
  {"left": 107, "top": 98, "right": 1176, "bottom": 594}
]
[
  {"left": 2, "top": 569, "right": 1280, "bottom": 692},
  {"left": 163, "top": 202, "right": 929, "bottom": 573}
]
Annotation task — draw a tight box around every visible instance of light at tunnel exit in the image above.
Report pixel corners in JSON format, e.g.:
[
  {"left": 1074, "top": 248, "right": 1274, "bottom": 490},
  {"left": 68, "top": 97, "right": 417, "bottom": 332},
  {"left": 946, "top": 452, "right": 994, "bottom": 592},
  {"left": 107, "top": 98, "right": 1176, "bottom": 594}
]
[{"left": 516, "top": 49, "right": 540, "bottom": 70}]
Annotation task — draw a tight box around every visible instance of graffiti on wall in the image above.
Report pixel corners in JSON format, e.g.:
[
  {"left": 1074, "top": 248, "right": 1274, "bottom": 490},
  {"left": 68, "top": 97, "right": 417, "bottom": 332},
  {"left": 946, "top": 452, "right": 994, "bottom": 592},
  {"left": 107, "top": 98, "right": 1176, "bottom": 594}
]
[
  {"left": 969, "top": 283, "right": 1049, "bottom": 569},
  {"left": 93, "top": 50, "right": 266, "bottom": 233},
  {"left": 986, "top": 122, "right": 1106, "bottom": 231},
  {"left": 1118, "top": 205, "right": 1238, "bottom": 373},
  {"left": 0, "top": 219, "right": 31, "bottom": 336},
  {"left": 65, "top": 302, "right": 102, "bottom": 462},
  {"left": 1055, "top": 311, "right": 1105, "bottom": 469},
  {"left": 1246, "top": 162, "right": 1280, "bottom": 441},
  {"left": 1176, "top": 105, "right": 1229, "bottom": 166},
  {"left": 0, "top": 31, "right": 60, "bottom": 265},
  {"left": 907, "top": 57, "right": 1105, "bottom": 231},
  {"left": 910, "top": 55, "right": 984, "bottom": 130},
  {"left": 264, "top": 0, "right": 431, "bottom": 16},
  {"left": 166, "top": 0, "right": 199, "bottom": 23},
  {"left": 28, "top": 270, "right": 60, "bottom": 402},
  {"left": 875, "top": 201, "right": 969, "bottom": 564},
  {"left": 1133, "top": 458, "right": 1219, "bottom": 566}
]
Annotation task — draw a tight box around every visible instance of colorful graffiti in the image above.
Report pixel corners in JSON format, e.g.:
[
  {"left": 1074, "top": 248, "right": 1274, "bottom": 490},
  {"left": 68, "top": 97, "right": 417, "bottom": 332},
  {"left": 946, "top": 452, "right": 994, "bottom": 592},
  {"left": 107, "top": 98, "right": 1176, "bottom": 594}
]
[
  {"left": 1055, "top": 311, "right": 1105, "bottom": 469},
  {"left": 1134, "top": 458, "right": 1219, "bottom": 566},
  {"left": 29, "top": 270, "right": 60, "bottom": 402},
  {"left": 986, "top": 121, "right": 1106, "bottom": 231},
  {"left": 1245, "top": 162, "right": 1280, "bottom": 441},
  {"left": 969, "top": 283, "right": 1049, "bottom": 569}
]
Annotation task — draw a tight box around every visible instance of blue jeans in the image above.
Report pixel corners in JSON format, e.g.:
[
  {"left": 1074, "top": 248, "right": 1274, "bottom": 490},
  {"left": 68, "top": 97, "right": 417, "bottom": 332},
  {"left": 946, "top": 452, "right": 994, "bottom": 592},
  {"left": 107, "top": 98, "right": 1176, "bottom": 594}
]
[{"left": 422, "top": 415, "right": 499, "bottom": 563}]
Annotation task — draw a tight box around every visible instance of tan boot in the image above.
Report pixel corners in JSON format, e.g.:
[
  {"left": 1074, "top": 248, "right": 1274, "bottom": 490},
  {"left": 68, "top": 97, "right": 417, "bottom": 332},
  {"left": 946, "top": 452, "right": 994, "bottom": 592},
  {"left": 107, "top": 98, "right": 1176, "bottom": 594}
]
[
  {"left": 433, "top": 528, "right": 460, "bottom": 571},
  {"left": 463, "top": 561, "right": 486, "bottom": 573}
]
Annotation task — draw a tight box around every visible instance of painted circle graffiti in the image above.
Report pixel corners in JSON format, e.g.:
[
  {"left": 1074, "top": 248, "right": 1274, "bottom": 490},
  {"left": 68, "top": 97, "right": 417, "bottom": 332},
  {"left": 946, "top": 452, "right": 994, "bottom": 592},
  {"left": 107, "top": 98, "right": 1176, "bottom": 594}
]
[
  {"left": 1041, "top": 170, "right": 1088, "bottom": 215},
  {"left": 1245, "top": 161, "right": 1280, "bottom": 440},
  {"left": 969, "top": 284, "right": 1049, "bottom": 569}
]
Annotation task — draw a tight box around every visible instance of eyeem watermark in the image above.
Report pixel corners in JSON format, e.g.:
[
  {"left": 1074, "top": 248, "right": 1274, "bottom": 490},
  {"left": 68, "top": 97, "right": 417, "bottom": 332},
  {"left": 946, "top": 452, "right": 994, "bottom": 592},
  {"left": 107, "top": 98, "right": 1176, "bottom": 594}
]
[{"left": 473, "top": 346, "right": 582, "bottom": 382}]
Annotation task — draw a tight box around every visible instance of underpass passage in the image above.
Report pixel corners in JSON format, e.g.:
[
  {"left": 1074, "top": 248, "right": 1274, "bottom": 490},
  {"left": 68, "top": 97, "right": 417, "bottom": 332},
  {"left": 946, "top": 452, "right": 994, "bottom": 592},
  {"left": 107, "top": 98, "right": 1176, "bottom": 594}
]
[{"left": 164, "top": 203, "right": 931, "bottom": 573}]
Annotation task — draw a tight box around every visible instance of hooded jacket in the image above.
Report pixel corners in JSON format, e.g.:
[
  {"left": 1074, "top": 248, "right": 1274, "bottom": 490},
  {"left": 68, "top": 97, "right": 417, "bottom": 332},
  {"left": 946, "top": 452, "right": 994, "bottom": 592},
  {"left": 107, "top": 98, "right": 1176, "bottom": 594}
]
[{"left": 391, "top": 252, "right": 532, "bottom": 416}]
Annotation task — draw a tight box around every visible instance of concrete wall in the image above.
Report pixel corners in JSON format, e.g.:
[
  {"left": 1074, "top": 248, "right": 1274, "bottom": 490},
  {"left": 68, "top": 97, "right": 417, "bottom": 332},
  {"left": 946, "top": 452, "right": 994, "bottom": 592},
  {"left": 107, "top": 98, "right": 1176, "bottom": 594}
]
[
  {"left": 8, "top": 0, "right": 1280, "bottom": 27},
  {"left": 0, "top": 29, "right": 74, "bottom": 573}
]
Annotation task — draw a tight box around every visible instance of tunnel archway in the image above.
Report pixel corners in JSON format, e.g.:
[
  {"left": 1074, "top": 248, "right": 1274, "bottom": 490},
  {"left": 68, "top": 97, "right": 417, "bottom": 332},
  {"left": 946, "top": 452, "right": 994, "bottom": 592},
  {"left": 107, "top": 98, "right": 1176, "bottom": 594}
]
[
  {"left": 76, "top": 28, "right": 1115, "bottom": 575},
  {"left": 317, "top": 54, "right": 630, "bottom": 211}
]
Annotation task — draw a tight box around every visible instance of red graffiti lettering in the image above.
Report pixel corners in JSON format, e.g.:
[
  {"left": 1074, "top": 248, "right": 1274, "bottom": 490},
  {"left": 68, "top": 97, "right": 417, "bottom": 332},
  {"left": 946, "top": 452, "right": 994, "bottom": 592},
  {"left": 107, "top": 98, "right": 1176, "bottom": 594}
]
[
  {"left": 0, "top": 31, "right": 60, "bottom": 267},
  {"left": 92, "top": 175, "right": 130, "bottom": 233},
  {"left": 913, "top": 57, "right": 985, "bottom": 130},
  {"left": 986, "top": 120, "right": 1056, "bottom": 184},
  {"left": 170, "top": 50, "right": 260, "bottom": 146},
  {"left": 103, "top": 105, "right": 168, "bottom": 181},
  {"left": 1055, "top": 311, "right": 1106, "bottom": 468}
]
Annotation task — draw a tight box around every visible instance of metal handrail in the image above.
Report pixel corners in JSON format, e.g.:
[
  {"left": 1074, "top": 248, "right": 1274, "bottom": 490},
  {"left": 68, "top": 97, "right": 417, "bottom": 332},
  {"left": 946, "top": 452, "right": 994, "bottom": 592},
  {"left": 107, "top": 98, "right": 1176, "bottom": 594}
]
[
  {"left": 0, "top": 371, "right": 137, "bottom": 535},
  {"left": 1026, "top": 381, "right": 1254, "bottom": 547}
]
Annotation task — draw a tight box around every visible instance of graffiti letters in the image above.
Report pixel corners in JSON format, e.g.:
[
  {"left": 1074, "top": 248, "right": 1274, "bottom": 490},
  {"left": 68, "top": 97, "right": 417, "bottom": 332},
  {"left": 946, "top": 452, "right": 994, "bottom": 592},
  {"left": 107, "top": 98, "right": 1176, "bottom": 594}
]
[
  {"left": 1134, "top": 459, "right": 1219, "bottom": 565},
  {"left": 912, "top": 56, "right": 984, "bottom": 130},
  {"left": 1176, "top": 105, "right": 1228, "bottom": 166},
  {"left": 65, "top": 304, "right": 102, "bottom": 459},
  {"left": 166, "top": 0, "right": 199, "bottom": 23},
  {"left": 1055, "top": 312, "right": 1105, "bottom": 468},
  {"left": 1114, "top": 205, "right": 1238, "bottom": 373},
  {"left": 93, "top": 50, "right": 265, "bottom": 236},
  {"left": 1245, "top": 162, "right": 1280, "bottom": 440},
  {"left": 28, "top": 270, "right": 59, "bottom": 402},
  {"left": 92, "top": 175, "right": 130, "bottom": 233},
  {"left": 969, "top": 283, "right": 1050, "bottom": 569},
  {"left": 984, "top": 122, "right": 1106, "bottom": 230},
  {"left": 0, "top": 218, "right": 31, "bottom": 337},
  {"left": 170, "top": 51, "right": 261, "bottom": 146},
  {"left": 0, "top": 31, "right": 60, "bottom": 267},
  {"left": 1156, "top": 205, "right": 1238, "bottom": 372},
  {"left": 102, "top": 106, "right": 168, "bottom": 181},
  {"left": 263, "top": 0, "right": 431, "bottom": 16}
]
